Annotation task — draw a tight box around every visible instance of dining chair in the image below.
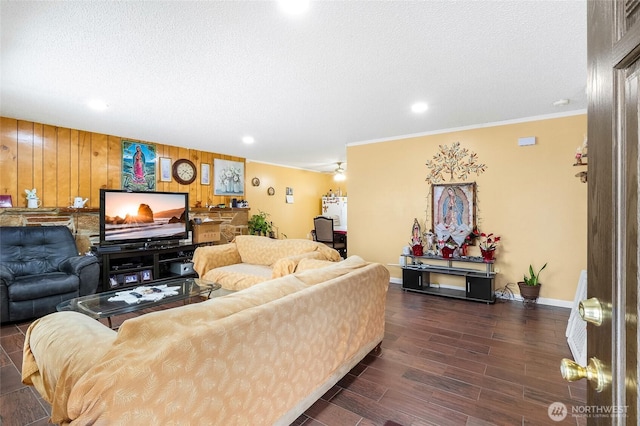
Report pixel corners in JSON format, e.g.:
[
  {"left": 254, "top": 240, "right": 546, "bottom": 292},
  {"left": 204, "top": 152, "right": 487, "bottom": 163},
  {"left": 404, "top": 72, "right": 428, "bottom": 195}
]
[{"left": 313, "top": 216, "right": 346, "bottom": 257}]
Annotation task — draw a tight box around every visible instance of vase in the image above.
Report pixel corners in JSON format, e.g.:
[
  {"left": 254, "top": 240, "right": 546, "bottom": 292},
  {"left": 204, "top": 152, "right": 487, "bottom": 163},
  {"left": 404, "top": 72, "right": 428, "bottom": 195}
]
[
  {"left": 441, "top": 246, "right": 454, "bottom": 259},
  {"left": 518, "top": 282, "right": 541, "bottom": 302},
  {"left": 480, "top": 248, "right": 495, "bottom": 262}
]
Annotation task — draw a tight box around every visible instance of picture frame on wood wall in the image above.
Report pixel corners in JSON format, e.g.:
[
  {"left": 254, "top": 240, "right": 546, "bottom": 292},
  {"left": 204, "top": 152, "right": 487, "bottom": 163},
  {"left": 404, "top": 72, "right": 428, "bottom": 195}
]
[
  {"left": 214, "top": 159, "right": 245, "bottom": 196},
  {"left": 159, "top": 157, "right": 171, "bottom": 182},
  {"left": 201, "top": 163, "right": 210, "bottom": 185},
  {"left": 121, "top": 140, "right": 157, "bottom": 191}
]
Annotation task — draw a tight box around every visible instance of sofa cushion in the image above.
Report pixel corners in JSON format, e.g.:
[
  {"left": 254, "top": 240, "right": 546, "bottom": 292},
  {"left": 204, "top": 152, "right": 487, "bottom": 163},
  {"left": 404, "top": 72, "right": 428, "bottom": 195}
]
[
  {"left": 10, "top": 273, "right": 79, "bottom": 301},
  {"left": 234, "top": 235, "right": 340, "bottom": 266},
  {"left": 295, "top": 258, "right": 338, "bottom": 272},
  {"left": 294, "top": 256, "right": 370, "bottom": 285},
  {"left": 271, "top": 251, "right": 334, "bottom": 278},
  {"left": 201, "top": 263, "right": 273, "bottom": 291}
]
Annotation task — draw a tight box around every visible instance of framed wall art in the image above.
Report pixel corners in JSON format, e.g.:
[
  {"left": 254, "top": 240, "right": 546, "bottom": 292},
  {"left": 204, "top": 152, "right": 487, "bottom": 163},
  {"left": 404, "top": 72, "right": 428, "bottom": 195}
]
[
  {"left": 201, "top": 163, "right": 210, "bottom": 185},
  {"left": 122, "top": 140, "right": 157, "bottom": 191},
  {"left": 432, "top": 182, "right": 476, "bottom": 246},
  {"left": 159, "top": 157, "right": 171, "bottom": 182},
  {"left": 214, "top": 159, "right": 244, "bottom": 196}
]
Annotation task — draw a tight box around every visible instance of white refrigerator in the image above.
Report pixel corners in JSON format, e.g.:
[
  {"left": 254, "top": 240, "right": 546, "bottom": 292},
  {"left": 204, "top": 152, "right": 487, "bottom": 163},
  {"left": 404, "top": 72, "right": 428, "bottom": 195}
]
[{"left": 321, "top": 196, "right": 347, "bottom": 232}]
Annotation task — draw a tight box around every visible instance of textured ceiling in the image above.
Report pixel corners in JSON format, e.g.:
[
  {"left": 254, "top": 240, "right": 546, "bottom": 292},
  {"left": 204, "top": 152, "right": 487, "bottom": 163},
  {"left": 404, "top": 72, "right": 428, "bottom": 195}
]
[{"left": 0, "top": 1, "right": 586, "bottom": 173}]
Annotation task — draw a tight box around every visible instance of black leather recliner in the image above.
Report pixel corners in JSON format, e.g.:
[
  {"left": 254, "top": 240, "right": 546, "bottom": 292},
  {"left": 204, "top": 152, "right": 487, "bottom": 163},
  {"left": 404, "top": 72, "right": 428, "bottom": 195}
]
[{"left": 0, "top": 226, "right": 99, "bottom": 323}]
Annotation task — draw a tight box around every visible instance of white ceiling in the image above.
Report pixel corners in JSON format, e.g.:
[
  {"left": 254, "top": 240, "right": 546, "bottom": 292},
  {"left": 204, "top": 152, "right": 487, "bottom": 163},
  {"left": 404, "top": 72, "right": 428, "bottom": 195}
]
[{"left": 0, "top": 1, "right": 587, "bottom": 173}]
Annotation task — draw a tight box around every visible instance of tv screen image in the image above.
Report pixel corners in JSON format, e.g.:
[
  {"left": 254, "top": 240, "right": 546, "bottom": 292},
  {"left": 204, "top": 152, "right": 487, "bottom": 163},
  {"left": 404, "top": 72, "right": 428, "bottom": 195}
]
[{"left": 100, "top": 190, "right": 189, "bottom": 246}]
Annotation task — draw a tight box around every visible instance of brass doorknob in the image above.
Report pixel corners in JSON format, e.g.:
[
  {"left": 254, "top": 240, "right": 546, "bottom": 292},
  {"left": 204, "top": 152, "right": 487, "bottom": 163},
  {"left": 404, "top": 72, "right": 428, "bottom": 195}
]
[
  {"left": 579, "top": 297, "right": 603, "bottom": 326},
  {"left": 560, "top": 357, "right": 608, "bottom": 392}
]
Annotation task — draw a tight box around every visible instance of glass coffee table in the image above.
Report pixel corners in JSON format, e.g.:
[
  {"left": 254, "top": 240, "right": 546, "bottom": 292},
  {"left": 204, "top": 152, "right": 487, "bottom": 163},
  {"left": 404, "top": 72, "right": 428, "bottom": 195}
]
[{"left": 57, "top": 277, "right": 220, "bottom": 328}]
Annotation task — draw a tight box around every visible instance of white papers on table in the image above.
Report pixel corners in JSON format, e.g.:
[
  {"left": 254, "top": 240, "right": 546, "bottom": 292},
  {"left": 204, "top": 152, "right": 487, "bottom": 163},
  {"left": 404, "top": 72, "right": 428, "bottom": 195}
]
[{"left": 107, "top": 285, "right": 181, "bottom": 304}]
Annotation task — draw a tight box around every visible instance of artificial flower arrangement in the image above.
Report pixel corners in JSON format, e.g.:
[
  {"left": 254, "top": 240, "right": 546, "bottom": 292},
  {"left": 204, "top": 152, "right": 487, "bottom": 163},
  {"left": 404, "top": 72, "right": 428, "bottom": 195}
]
[{"left": 479, "top": 232, "right": 501, "bottom": 251}]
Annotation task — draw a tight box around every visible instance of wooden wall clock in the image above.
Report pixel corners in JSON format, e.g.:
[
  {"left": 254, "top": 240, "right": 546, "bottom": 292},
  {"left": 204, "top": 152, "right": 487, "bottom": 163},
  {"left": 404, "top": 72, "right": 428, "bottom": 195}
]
[{"left": 172, "top": 159, "right": 197, "bottom": 185}]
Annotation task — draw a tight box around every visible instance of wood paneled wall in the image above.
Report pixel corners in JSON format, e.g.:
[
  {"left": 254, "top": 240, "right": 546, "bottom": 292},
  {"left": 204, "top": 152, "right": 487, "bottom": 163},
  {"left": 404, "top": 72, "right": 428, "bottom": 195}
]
[{"left": 0, "top": 117, "right": 244, "bottom": 209}]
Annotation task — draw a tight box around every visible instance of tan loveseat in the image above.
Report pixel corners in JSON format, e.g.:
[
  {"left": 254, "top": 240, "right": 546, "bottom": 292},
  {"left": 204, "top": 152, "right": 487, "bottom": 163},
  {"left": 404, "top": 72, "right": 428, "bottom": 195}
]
[
  {"left": 192, "top": 235, "right": 342, "bottom": 290},
  {"left": 22, "top": 256, "right": 389, "bottom": 425}
]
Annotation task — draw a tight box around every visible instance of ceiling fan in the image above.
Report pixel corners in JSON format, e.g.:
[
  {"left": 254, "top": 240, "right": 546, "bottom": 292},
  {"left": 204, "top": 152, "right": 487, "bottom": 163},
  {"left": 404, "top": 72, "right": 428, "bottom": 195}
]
[{"left": 334, "top": 162, "right": 346, "bottom": 182}]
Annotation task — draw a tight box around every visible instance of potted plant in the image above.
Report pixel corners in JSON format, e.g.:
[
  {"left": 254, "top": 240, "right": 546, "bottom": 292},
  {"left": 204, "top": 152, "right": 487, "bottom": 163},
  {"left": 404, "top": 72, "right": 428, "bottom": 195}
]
[
  {"left": 478, "top": 232, "right": 500, "bottom": 262},
  {"left": 518, "top": 263, "right": 547, "bottom": 302},
  {"left": 248, "top": 211, "right": 273, "bottom": 236},
  {"left": 441, "top": 238, "right": 457, "bottom": 259}
]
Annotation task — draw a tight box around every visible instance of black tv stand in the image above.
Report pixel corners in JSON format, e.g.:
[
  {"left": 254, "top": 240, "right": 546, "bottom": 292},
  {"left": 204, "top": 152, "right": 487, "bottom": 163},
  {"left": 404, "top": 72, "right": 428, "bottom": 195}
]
[{"left": 93, "top": 242, "right": 206, "bottom": 292}]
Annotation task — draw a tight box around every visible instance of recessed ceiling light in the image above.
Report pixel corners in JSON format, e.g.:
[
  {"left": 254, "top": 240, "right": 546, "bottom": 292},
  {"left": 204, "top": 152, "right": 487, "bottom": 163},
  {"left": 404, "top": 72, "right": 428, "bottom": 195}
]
[
  {"left": 278, "top": 0, "right": 310, "bottom": 15},
  {"left": 87, "top": 99, "right": 108, "bottom": 111},
  {"left": 411, "top": 102, "right": 428, "bottom": 114},
  {"left": 242, "top": 136, "right": 255, "bottom": 144},
  {"left": 553, "top": 98, "right": 570, "bottom": 107}
]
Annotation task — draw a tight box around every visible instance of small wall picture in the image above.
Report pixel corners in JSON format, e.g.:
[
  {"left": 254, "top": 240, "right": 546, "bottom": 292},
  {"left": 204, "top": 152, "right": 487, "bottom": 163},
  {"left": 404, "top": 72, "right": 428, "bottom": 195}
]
[
  {"left": 159, "top": 157, "right": 171, "bottom": 182},
  {"left": 201, "top": 163, "right": 210, "bottom": 185},
  {"left": 140, "top": 269, "right": 153, "bottom": 282},
  {"left": 285, "top": 187, "right": 294, "bottom": 204},
  {"left": 124, "top": 273, "right": 139, "bottom": 284}
]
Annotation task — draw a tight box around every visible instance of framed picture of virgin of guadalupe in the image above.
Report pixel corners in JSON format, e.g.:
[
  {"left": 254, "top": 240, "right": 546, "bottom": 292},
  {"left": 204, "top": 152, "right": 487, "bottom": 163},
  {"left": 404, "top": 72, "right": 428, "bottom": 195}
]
[
  {"left": 432, "top": 182, "right": 476, "bottom": 247},
  {"left": 121, "top": 140, "right": 157, "bottom": 191}
]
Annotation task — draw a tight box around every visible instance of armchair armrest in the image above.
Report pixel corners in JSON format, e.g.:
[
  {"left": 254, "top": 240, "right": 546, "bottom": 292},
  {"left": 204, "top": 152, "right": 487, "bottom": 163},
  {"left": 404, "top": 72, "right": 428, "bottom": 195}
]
[
  {"left": 59, "top": 256, "right": 99, "bottom": 275},
  {"left": 0, "top": 264, "right": 15, "bottom": 282},
  {"left": 193, "top": 244, "right": 242, "bottom": 277}
]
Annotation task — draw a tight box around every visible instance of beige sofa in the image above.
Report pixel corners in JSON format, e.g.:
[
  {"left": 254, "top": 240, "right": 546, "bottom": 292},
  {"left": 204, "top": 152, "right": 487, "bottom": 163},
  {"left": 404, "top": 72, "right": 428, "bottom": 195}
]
[
  {"left": 192, "top": 235, "right": 342, "bottom": 290},
  {"left": 22, "top": 256, "right": 389, "bottom": 426}
]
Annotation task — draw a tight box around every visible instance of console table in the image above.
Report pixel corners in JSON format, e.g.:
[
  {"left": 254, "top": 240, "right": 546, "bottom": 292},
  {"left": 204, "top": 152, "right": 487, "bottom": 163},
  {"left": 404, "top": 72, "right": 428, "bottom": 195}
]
[{"left": 401, "top": 254, "right": 496, "bottom": 303}]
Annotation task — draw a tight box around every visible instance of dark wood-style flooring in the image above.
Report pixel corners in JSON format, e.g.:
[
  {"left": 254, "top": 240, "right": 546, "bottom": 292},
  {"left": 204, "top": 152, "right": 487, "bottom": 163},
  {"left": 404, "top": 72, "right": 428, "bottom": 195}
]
[{"left": 1, "top": 284, "right": 586, "bottom": 425}]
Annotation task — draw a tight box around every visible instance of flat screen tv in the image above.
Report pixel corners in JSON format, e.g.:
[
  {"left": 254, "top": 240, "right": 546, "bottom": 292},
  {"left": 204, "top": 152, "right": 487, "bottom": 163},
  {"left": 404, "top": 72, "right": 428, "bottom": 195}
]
[{"left": 99, "top": 189, "right": 189, "bottom": 247}]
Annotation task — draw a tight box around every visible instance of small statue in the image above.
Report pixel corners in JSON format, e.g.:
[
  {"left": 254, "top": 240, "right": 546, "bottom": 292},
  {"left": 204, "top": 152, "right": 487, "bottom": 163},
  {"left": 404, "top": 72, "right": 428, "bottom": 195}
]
[
  {"left": 25, "top": 188, "right": 41, "bottom": 208},
  {"left": 575, "top": 136, "right": 588, "bottom": 165},
  {"left": 25, "top": 188, "right": 37, "bottom": 200},
  {"left": 423, "top": 230, "right": 436, "bottom": 255},
  {"left": 410, "top": 218, "right": 424, "bottom": 256}
]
